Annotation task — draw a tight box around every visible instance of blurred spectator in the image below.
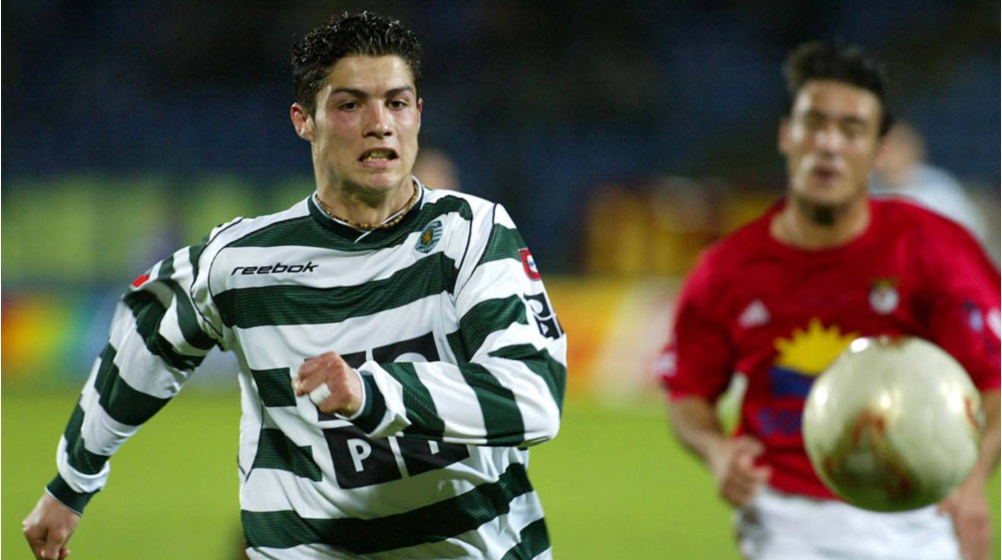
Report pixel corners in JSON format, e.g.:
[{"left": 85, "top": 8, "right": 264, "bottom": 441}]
[
  {"left": 872, "top": 121, "right": 988, "bottom": 241},
  {"left": 413, "top": 147, "right": 462, "bottom": 191}
]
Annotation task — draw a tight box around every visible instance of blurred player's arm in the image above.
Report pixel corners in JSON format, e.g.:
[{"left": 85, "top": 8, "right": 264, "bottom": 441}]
[
  {"left": 669, "top": 397, "right": 771, "bottom": 508},
  {"left": 938, "top": 390, "right": 999, "bottom": 560},
  {"left": 298, "top": 204, "right": 566, "bottom": 448},
  {"left": 22, "top": 229, "right": 229, "bottom": 560},
  {"left": 658, "top": 259, "right": 770, "bottom": 508},
  {"left": 921, "top": 221, "right": 1001, "bottom": 560}
]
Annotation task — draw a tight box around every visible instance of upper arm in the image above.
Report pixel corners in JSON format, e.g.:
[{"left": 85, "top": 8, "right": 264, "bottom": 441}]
[{"left": 657, "top": 255, "right": 735, "bottom": 404}]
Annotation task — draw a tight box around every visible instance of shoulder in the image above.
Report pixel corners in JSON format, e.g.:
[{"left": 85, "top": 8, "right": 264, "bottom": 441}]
[
  {"left": 696, "top": 209, "right": 775, "bottom": 280},
  {"left": 872, "top": 198, "right": 990, "bottom": 275},
  {"left": 194, "top": 198, "right": 312, "bottom": 272},
  {"left": 205, "top": 198, "right": 312, "bottom": 249},
  {"left": 421, "top": 188, "right": 498, "bottom": 224},
  {"left": 872, "top": 197, "right": 973, "bottom": 244}
]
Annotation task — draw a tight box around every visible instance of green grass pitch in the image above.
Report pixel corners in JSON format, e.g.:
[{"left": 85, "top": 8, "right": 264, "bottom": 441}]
[{"left": 3, "top": 390, "right": 999, "bottom": 559}]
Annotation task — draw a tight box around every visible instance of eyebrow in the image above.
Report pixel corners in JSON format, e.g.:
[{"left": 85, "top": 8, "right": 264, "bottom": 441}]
[
  {"left": 803, "top": 109, "right": 870, "bottom": 127},
  {"left": 330, "top": 86, "right": 415, "bottom": 99}
]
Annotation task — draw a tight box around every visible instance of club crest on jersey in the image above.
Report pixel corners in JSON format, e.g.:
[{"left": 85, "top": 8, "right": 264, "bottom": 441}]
[
  {"left": 869, "top": 279, "right": 899, "bottom": 315},
  {"left": 415, "top": 220, "right": 443, "bottom": 254},
  {"left": 518, "top": 248, "right": 541, "bottom": 281}
]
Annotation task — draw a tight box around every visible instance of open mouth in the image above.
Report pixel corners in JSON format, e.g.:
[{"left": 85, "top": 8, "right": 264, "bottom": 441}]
[
  {"left": 812, "top": 166, "right": 840, "bottom": 181},
  {"left": 359, "top": 149, "right": 399, "bottom": 162}
]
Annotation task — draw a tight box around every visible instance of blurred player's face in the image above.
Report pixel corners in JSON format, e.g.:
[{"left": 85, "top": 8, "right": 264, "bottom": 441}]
[
  {"left": 779, "top": 80, "right": 883, "bottom": 220},
  {"left": 293, "top": 55, "right": 422, "bottom": 196}
]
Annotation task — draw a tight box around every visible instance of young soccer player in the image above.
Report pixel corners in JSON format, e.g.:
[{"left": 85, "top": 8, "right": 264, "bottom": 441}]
[
  {"left": 23, "top": 12, "right": 566, "bottom": 560},
  {"left": 658, "top": 41, "right": 999, "bottom": 560}
]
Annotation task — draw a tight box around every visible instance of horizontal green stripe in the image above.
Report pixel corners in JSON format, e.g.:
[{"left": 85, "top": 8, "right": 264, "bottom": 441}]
[
  {"left": 460, "top": 363, "right": 525, "bottom": 446},
  {"left": 251, "top": 429, "right": 322, "bottom": 481},
  {"left": 242, "top": 462, "right": 533, "bottom": 553},
  {"left": 215, "top": 252, "right": 456, "bottom": 329},
  {"left": 382, "top": 363, "right": 445, "bottom": 437},
  {"left": 230, "top": 195, "right": 472, "bottom": 252},
  {"left": 479, "top": 224, "right": 526, "bottom": 266},
  {"left": 460, "top": 296, "right": 528, "bottom": 358},
  {"left": 46, "top": 474, "right": 96, "bottom": 515},
  {"left": 488, "top": 344, "right": 566, "bottom": 412},
  {"left": 60, "top": 400, "right": 110, "bottom": 475},
  {"left": 500, "top": 518, "right": 550, "bottom": 560},
  {"left": 123, "top": 291, "right": 206, "bottom": 371},
  {"left": 251, "top": 368, "right": 296, "bottom": 407},
  {"left": 94, "top": 344, "right": 171, "bottom": 426},
  {"left": 154, "top": 254, "right": 217, "bottom": 351}
]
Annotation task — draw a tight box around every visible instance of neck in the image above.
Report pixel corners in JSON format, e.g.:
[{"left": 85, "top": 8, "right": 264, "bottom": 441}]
[
  {"left": 316, "top": 179, "right": 416, "bottom": 228},
  {"left": 771, "top": 195, "right": 870, "bottom": 249}
]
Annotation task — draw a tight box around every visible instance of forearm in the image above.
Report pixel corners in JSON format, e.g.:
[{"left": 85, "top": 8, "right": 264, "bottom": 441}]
[
  {"left": 668, "top": 396, "right": 729, "bottom": 466},
  {"left": 354, "top": 352, "right": 564, "bottom": 447},
  {"left": 968, "top": 390, "right": 1000, "bottom": 483}
]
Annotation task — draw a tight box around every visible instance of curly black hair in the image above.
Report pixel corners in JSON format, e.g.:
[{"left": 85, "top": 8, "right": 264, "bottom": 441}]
[
  {"left": 292, "top": 12, "right": 422, "bottom": 114},
  {"left": 783, "top": 41, "right": 894, "bottom": 136}
]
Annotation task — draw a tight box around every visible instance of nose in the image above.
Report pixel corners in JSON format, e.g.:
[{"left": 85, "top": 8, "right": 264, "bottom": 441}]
[
  {"left": 813, "top": 124, "right": 843, "bottom": 153},
  {"left": 364, "top": 105, "right": 392, "bottom": 139}
]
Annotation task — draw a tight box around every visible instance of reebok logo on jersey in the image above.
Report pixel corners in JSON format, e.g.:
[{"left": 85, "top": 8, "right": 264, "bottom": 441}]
[
  {"left": 231, "top": 261, "right": 318, "bottom": 275},
  {"left": 738, "top": 299, "right": 770, "bottom": 328}
]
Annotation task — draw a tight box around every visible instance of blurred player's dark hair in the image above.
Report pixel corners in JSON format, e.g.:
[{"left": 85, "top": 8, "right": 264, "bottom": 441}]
[
  {"left": 291, "top": 12, "right": 423, "bottom": 114},
  {"left": 783, "top": 41, "right": 894, "bottom": 136}
]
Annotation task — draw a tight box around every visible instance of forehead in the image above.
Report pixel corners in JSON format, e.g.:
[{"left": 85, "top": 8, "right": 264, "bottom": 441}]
[
  {"left": 792, "top": 79, "right": 882, "bottom": 124},
  {"left": 322, "top": 55, "right": 416, "bottom": 93}
]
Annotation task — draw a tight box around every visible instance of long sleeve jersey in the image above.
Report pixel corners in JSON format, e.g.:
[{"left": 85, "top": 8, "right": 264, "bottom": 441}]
[{"left": 48, "top": 184, "right": 567, "bottom": 560}]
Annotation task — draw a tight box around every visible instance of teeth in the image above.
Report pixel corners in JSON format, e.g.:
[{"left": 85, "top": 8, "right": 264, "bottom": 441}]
[{"left": 362, "top": 151, "right": 392, "bottom": 161}]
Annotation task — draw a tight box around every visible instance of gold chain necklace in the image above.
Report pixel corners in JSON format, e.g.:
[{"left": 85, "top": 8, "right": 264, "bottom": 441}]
[{"left": 315, "top": 183, "right": 420, "bottom": 231}]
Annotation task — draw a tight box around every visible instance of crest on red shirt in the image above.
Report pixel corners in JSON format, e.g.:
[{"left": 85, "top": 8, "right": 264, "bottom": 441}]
[{"left": 869, "top": 279, "right": 899, "bottom": 315}]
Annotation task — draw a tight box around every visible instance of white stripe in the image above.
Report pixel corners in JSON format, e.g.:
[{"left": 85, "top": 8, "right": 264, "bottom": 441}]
[
  {"left": 210, "top": 212, "right": 469, "bottom": 291},
  {"left": 110, "top": 307, "right": 191, "bottom": 399},
  {"left": 234, "top": 294, "right": 452, "bottom": 370}
]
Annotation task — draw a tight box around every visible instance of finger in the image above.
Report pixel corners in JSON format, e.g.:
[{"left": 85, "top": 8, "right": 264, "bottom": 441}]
[
  {"left": 732, "top": 436, "right": 765, "bottom": 457},
  {"left": 309, "top": 383, "right": 332, "bottom": 407},
  {"left": 41, "top": 536, "right": 66, "bottom": 560},
  {"left": 294, "top": 368, "right": 326, "bottom": 396}
]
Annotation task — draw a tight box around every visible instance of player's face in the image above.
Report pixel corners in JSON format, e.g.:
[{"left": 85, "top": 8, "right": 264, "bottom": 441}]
[
  {"left": 779, "top": 80, "right": 883, "bottom": 212},
  {"left": 296, "top": 55, "right": 422, "bottom": 195}
]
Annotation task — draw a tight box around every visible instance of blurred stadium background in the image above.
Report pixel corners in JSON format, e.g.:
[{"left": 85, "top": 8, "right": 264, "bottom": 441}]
[{"left": 3, "top": 1, "right": 999, "bottom": 558}]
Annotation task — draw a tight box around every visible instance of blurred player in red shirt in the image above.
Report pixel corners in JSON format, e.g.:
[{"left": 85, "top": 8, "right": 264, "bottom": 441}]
[{"left": 658, "top": 41, "right": 999, "bottom": 560}]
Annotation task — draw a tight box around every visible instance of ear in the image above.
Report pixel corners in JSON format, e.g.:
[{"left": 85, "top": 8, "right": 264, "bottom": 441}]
[
  {"left": 416, "top": 98, "right": 423, "bottom": 129},
  {"left": 290, "top": 103, "right": 314, "bottom": 142},
  {"left": 777, "top": 118, "right": 791, "bottom": 156}
]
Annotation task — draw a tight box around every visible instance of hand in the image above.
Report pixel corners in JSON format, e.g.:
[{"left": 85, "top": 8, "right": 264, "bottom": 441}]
[
  {"left": 23, "top": 493, "right": 80, "bottom": 560},
  {"left": 294, "top": 351, "right": 364, "bottom": 416},
  {"left": 937, "top": 476, "right": 990, "bottom": 560},
  {"left": 707, "top": 436, "right": 772, "bottom": 508}
]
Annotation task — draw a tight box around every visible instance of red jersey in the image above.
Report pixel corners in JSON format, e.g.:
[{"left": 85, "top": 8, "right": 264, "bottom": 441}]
[{"left": 658, "top": 198, "right": 1001, "bottom": 499}]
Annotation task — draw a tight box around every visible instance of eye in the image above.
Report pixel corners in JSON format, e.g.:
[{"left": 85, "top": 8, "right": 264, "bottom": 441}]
[
  {"left": 338, "top": 101, "right": 360, "bottom": 111},
  {"left": 802, "top": 114, "right": 824, "bottom": 129},
  {"left": 842, "top": 123, "right": 865, "bottom": 139},
  {"left": 388, "top": 99, "right": 409, "bottom": 110}
]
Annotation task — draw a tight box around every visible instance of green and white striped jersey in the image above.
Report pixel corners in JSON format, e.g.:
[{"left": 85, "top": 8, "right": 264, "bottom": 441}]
[{"left": 47, "top": 184, "right": 567, "bottom": 560}]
